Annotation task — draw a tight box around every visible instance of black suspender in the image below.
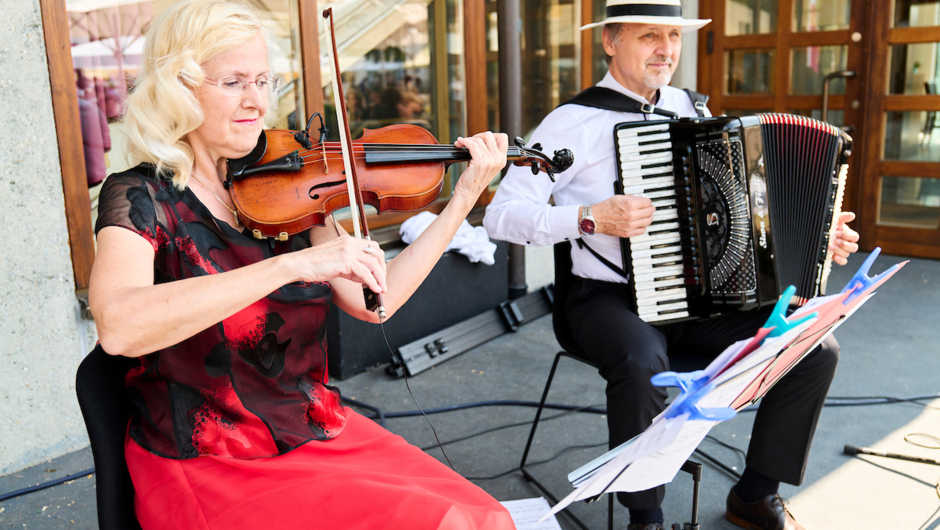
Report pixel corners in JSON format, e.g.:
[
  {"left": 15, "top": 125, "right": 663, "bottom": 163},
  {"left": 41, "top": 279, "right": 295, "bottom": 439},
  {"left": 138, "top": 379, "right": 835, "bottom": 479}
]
[
  {"left": 682, "top": 88, "right": 710, "bottom": 118},
  {"left": 560, "top": 87, "right": 679, "bottom": 118},
  {"left": 559, "top": 86, "right": 709, "bottom": 118}
]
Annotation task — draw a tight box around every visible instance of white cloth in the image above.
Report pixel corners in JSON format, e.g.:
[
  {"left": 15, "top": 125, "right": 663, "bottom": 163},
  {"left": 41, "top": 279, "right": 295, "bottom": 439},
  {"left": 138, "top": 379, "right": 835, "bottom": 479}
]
[
  {"left": 483, "top": 72, "right": 711, "bottom": 284},
  {"left": 400, "top": 211, "right": 498, "bottom": 265}
]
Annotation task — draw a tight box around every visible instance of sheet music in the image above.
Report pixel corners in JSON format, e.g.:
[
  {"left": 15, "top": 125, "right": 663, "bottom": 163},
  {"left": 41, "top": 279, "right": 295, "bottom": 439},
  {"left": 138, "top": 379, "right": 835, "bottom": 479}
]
[
  {"left": 500, "top": 497, "right": 562, "bottom": 530},
  {"left": 538, "top": 256, "right": 907, "bottom": 523}
]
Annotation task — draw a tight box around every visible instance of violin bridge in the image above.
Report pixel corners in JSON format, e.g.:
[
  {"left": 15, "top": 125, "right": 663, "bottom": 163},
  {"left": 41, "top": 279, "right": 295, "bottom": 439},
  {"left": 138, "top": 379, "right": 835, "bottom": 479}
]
[{"left": 321, "top": 144, "right": 329, "bottom": 173}]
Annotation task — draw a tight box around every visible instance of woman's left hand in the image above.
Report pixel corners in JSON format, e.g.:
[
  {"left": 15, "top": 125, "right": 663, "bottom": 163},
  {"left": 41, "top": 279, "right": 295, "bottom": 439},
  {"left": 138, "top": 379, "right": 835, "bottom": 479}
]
[
  {"left": 452, "top": 132, "right": 509, "bottom": 206},
  {"left": 830, "top": 211, "right": 860, "bottom": 266}
]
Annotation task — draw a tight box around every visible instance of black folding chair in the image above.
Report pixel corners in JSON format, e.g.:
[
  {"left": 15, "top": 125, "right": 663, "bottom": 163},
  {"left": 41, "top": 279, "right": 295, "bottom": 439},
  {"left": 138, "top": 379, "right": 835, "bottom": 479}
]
[{"left": 76, "top": 344, "right": 141, "bottom": 530}]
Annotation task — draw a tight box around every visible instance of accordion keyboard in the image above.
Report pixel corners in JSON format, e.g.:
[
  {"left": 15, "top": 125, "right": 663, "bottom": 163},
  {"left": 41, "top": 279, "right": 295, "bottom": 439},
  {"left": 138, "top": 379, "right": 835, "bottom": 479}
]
[{"left": 616, "top": 122, "right": 690, "bottom": 322}]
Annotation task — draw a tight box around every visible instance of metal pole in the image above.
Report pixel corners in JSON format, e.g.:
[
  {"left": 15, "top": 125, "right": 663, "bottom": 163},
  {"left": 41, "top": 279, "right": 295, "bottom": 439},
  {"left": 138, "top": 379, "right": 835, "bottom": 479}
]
[{"left": 497, "top": 0, "right": 527, "bottom": 299}]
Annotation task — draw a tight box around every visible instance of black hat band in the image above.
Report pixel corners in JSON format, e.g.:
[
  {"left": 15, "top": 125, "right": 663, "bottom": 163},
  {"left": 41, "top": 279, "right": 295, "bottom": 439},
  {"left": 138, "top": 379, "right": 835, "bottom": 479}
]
[{"left": 607, "top": 4, "right": 683, "bottom": 18}]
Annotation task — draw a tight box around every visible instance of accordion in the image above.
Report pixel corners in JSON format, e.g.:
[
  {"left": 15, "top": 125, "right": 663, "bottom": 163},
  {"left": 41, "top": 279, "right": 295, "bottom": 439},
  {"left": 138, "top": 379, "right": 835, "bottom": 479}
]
[{"left": 614, "top": 114, "right": 852, "bottom": 324}]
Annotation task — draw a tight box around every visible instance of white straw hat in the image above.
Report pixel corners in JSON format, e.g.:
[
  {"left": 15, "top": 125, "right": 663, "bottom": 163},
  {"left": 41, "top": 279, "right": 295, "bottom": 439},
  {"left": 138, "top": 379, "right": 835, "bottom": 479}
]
[{"left": 581, "top": 0, "right": 711, "bottom": 32}]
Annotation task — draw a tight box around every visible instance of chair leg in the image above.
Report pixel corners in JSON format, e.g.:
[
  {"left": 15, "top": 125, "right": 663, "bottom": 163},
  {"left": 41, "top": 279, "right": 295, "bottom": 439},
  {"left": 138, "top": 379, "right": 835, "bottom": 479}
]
[{"left": 520, "top": 352, "right": 598, "bottom": 530}]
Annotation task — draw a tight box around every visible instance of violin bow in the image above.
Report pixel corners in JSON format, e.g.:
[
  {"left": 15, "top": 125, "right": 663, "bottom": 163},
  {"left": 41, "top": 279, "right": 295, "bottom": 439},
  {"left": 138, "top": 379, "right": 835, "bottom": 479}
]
[{"left": 323, "top": 8, "right": 385, "bottom": 319}]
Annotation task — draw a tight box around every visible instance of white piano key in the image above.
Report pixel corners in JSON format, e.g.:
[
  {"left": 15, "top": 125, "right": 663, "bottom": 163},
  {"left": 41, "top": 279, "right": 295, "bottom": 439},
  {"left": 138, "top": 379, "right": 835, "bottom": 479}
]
[
  {"left": 631, "top": 244, "right": 682, "bottom": 258},
  {"left": 634, "top": 277, "right": 686, "bottom": 292},
  {"left": 617, "top": 124, "right": 670, "bottom": 136},
  {"left": 641, "top": 310, "right": 690, "bottom": 323}
]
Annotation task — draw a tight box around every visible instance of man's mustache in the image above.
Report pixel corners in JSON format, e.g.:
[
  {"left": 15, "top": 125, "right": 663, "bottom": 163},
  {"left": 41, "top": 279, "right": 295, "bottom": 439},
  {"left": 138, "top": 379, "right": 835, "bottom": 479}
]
[{"left": 645, "top": 56, "right": 674, "bottom": 67}]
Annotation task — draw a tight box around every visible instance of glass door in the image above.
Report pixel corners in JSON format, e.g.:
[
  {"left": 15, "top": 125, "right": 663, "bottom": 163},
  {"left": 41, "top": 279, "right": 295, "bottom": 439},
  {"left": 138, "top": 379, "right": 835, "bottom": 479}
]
[
  {"left": 700, "top": 0, "right": 940, "bottom": 259},
  {"left": 859, "top": 0, "right": 940, "bottom": 258}
]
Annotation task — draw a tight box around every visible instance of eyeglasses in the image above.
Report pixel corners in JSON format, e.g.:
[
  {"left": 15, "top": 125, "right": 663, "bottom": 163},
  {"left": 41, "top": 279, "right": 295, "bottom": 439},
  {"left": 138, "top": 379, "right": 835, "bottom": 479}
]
[{"left": 204, "top": 75, "right": 281, "bottom": 96}]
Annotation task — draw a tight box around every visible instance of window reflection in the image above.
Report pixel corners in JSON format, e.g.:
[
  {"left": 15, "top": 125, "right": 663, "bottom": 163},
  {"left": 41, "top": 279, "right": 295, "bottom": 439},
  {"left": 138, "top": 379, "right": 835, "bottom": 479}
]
[
  {"left": 321, "top": 0, "right": 466, "bottom": 201},
  {"left": 790, "top": 45, "right": 848, "bottom": 95},
  {"left": 884, "top": 111, "right": 940, "bottom": 161},
  {"left": 726, "top": 0, "right": 777, "bottom": 36},
  {"left": 894, "top": 0, "right": 940, "bottom": 27},
  {"left": 725, "top": 49, "right": 775, "bottom": 94},
  {"left": 485, "top": 0, "right": 580, "bottom": 139},
  {"left": 793, "top": 0, "right": 850, "bottom": 32},
  {"left": 879, "top": 177, "right": 940, "bottom": 228},
  {"left": 887, "top": 42, "right": 940, "bottom": 95},
  {"left": 790, "top": 108, "right": 844, "bottom": 128},
  {"left": 67, "top": 0, "right": 304, "bottom": 228},
  {"left": 721, "top": 108, "right": 774, "bottom": 116}
]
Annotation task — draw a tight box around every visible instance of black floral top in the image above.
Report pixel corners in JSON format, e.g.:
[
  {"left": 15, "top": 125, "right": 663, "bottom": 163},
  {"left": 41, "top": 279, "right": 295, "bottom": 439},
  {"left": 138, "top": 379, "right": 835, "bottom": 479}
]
[{"left": 96, "top": 164, "right": 346, "bottom": 459}]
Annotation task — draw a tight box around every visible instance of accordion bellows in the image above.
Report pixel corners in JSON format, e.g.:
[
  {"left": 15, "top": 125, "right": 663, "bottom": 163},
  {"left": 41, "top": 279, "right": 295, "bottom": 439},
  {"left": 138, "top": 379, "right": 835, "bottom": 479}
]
[{"left": 615, "top": 114, "right": 852, "bottom": 324}]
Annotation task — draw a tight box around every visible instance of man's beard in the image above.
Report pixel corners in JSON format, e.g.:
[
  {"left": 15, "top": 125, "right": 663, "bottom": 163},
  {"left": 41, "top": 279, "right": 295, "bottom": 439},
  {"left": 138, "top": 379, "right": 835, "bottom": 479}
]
[{"left": 644, "top": 56, "right": 674, "bottom": 89}]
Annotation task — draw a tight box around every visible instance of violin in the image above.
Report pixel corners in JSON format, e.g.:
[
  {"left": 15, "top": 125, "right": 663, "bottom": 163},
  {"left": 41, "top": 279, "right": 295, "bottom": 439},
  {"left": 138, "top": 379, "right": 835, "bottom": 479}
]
[{"left": 225, "top": 123, "right": 574, "bottom": 241}]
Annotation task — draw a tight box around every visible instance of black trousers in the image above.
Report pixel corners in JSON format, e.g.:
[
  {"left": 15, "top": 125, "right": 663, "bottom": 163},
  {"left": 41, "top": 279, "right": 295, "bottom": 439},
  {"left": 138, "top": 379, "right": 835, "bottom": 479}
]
[{"left": 564, "top": 277, "right": 839, "bottom": 510}]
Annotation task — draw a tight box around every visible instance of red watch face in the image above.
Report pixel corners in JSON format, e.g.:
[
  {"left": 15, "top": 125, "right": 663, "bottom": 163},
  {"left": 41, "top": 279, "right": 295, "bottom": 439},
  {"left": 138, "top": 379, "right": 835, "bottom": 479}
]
[{"left": 579, "top": 218, "right": 596, "bottom": 235}]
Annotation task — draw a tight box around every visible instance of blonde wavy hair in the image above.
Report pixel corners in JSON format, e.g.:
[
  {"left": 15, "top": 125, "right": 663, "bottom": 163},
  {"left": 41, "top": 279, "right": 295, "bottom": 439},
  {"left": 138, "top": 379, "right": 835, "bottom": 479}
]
[{"left": 124, "top": 0, "right": 270, "bottom": 189}]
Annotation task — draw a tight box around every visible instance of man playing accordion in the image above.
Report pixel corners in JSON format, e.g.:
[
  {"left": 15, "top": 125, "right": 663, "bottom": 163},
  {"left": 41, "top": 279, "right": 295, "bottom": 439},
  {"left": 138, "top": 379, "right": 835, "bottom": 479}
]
[{"left": 484, "top": 1, "right": 860, "bottom": 529}]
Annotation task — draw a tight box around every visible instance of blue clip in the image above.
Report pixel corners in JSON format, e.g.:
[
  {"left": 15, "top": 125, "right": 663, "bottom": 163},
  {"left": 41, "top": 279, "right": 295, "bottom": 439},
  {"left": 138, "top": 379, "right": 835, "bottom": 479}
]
[
  {"left": 651, "top": 370, "right": 737, "bottom": 422},
  {"left": 763, "top": 285, "right": 817, "bottom": 340},
  {"left": 840, "top": 247, "right": 901, "bottom": 304}
]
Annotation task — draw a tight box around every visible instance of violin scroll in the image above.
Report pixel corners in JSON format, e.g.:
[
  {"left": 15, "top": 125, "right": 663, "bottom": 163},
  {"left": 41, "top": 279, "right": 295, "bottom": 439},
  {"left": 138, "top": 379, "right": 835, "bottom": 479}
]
[{"left": 509, "top": 136, "right": 573, "bottom": 182}]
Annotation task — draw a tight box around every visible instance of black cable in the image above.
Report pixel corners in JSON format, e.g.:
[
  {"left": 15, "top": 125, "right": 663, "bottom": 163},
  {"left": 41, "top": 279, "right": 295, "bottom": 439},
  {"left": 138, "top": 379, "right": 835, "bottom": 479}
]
[
  {"left": 378, "top": 320, "right": 455, "bottom": 471},
  {"left": 419, "top": 403, "right": 604, "bottom": 452},
  {"left": 0, "top": 468, "right": 95, "bottom": 502},
  {"left": 5, "top": 391, "right": 939, "bottom": 504},
  {"left": 341, "top": 396, "right": 386, "bottom": 427},
  {"left": 466, "top": 441, "right": 609, "bottom": 481}
]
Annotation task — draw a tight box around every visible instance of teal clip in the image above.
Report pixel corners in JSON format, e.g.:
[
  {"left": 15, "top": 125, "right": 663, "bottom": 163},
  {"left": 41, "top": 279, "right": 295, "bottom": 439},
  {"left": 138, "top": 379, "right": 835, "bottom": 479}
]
[
  {"left": 763, "top": 285, "right": 817, "bottom": 340},
  {"left": 840, "top": 247, "right": 900, "bottom": 305},
  {"left": 651, "top": 370, "right": 737, "bottom": 422}
]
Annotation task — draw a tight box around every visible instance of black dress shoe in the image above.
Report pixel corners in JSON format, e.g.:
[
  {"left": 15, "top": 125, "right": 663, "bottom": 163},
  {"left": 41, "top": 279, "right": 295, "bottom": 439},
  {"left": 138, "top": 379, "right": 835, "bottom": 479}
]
[
  {"left": 725, "top": 488, "right": 806, "bottom": 530},
  {"left": 627, "top": 524, "right": 664, "bottom": 530}
]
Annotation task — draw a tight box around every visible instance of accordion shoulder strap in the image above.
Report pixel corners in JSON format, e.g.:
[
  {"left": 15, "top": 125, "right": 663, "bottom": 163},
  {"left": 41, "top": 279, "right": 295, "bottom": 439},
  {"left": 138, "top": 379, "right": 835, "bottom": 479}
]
[
  {"left": 560, "top": 87, "right": 679, "bottom": 118},
  {"left": 575, "top": 238, "right": 632, "bottom": 281},
  {"left": 682, "top": 89, "right": 710, "bottom": 117}
]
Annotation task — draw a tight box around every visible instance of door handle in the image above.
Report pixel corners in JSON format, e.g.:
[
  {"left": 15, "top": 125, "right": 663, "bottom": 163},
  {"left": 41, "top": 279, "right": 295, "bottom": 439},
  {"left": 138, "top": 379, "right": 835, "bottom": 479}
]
[{"left": 822, "top": 70, "right": 857, "bottom": 124}]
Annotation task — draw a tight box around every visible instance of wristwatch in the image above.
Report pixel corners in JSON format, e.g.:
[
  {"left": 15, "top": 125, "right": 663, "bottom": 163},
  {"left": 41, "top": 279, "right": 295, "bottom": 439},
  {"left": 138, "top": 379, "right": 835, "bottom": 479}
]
[{"left": 578, "top": 205, "right": 596, "bottom": 236}]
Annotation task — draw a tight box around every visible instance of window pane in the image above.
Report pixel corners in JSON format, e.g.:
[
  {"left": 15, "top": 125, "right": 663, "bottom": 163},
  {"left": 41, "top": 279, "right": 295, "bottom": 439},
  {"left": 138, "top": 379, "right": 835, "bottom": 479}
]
[
  {"left": 790, "top": 45, "right": 848, "bottom": 95},
  {"left": 879, "top": 177, "right": 940, "bottom": 228},
  {"left": 887, "top": 42, "right": 940, "bottom": 95},
  {"left": 486, "top": 0, "right": 581, "bottom": 139},
  {"left": 725, "top": 49, "right": 775, "bottom": 94},
  {"left": 894, "top": 0, "right": 940, "bottom": 28},
  {"left": 726, "top": 0, "right": 777, "bottom": 36},
  {"left": 68, "top": 0, "right": 304, "bottom": 228},
  {"left": 321, "top": 0, "right": 466, "bottom": 200},
  {"left": 721, "top": 108, "right": 774, "bottom": 116},
  {"left": 790, "top": 108, "right": 844, "bottom": 128},
  {"left": 793, "top": 0, "right": 850, "bottom": 32},
  {"left": 520, "top": 0, "right": 580, "bottom": 138},
  {"left": 884, "top": 111, "right": 940, "bottom": 161}
]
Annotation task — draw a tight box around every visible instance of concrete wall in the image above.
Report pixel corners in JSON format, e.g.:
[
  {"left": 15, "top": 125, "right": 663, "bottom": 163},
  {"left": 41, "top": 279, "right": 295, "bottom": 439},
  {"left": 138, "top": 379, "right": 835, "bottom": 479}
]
[{"left": 0, "top": 0, "right": 97, "bottom": 475}]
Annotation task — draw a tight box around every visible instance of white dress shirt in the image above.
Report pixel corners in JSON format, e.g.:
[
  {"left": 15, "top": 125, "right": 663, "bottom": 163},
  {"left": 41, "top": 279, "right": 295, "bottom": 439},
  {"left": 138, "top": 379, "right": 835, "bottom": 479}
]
[{"left": 483, "top": 72, "right": 711, "bottom": 284}]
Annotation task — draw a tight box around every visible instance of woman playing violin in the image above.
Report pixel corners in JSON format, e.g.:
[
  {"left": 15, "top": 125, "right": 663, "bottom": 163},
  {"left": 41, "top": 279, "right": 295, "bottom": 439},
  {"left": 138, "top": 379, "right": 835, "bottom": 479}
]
[{"left": 89, "top": 1, "right": 513, "bottom": 528}]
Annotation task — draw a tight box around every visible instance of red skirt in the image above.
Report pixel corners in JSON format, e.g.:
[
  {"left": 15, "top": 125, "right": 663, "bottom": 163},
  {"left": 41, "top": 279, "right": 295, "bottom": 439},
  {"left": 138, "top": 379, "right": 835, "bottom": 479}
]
[{"left": 126, "top": 408, "right": 514, "bottom": 530}]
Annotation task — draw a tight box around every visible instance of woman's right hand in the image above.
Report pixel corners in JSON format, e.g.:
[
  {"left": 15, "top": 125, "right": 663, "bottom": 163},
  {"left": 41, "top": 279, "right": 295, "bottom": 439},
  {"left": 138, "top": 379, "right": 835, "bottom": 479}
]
[{"left": 287, "top": 235, "right": 387, "bottom": 295}]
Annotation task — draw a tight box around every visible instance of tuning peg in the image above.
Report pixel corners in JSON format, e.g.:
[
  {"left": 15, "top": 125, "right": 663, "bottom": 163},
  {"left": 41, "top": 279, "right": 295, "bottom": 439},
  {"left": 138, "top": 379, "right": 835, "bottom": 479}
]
[
  {"left": 513, "top": 136, "right": 526, "bottom": 147},
  {"left": 553, "top": 149, "right": 574, "bottom": 172},
  {"left": 531, "top": 142, "right": 543, "bottom": 152},
  {"left": 530, "top": 161, "right": 541, "bottom": 175}
]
